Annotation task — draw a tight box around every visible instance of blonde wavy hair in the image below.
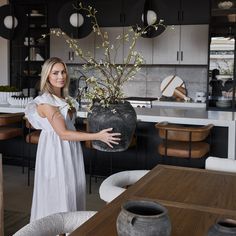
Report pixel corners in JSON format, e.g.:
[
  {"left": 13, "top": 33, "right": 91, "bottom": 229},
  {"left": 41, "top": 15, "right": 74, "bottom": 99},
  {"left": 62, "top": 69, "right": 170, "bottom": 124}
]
[{"left": 40, "top": 57, "right": 70, "bottom": 97}]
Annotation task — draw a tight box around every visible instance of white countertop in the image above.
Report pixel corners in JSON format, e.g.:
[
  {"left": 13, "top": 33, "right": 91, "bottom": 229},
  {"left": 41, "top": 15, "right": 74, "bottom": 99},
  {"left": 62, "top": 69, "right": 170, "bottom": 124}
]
[
  {"left": 76, "top": 106, "right": 235, "bottom": 126},
  {"left": 1, "top": 104, "right": 234, "bottom": 125},
  {"left": 134, "top": 107, "right": 234, "bottom": 127},
  {"left": 0, "top": 104, "right": 26, "bottom": 113},
  {"left": 152, "top": 100, "right": 206, "bottom": 108}
]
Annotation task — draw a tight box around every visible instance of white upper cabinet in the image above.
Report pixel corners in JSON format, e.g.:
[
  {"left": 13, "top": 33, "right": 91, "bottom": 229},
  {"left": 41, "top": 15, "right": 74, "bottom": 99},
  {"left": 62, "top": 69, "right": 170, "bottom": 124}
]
[
  {"left": 75, "top": 33, "right": 95, "bottom": 64},
  {"left": 153, "top": 25, "right": 209, "bottom": 65},
  {"left": 50, "top": 31, "right": 68, "bottom": 61},
  {"left": 153, "top": 26, "right": 180, "bottom": 64},
  {"left": 94, "top": 27, "right": 124, "bottom": 64},
  {"left": 50, "top": 29, "right": 94, "bottom": 64},
  {"left": 180, "top": 25, "right": 209, "bottom": 65},
  {"left": 123, "top": 27, "right": 153, "bottom": 65},
  {"left": 50, "top": 25, "right": 209, "bottom": 66}
]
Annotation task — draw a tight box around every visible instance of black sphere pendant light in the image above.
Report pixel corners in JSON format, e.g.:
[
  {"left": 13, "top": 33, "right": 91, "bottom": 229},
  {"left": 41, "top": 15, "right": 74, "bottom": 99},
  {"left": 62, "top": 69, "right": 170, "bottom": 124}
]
[
  {"left": 0, "top": 4, "right": 26, "bottom": 40},
  {"left": 133, "top": 0, "right": 165, "bottom": 38},
  {"left": 57, "top": 1, "right": 92, "bottom": 39}
]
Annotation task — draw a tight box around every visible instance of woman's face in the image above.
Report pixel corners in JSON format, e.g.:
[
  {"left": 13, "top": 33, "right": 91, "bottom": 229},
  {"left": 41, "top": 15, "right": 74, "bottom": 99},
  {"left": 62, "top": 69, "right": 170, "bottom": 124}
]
[{"left": 48, "top": 62, "right": 67, "bottom": 89}]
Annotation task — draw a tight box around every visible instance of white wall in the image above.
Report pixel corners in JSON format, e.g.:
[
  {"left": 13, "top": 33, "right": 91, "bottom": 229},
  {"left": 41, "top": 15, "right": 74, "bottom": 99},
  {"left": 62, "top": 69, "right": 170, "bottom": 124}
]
[{"left": 0, "top": 0, "right": 9, "bottom": 85}]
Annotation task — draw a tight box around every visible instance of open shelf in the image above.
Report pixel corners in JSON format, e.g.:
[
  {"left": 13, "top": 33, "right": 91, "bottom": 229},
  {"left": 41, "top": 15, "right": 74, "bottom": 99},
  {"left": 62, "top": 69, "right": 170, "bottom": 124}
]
[{"left": 10, "top": 3, "right": 49, "bottom": 96}]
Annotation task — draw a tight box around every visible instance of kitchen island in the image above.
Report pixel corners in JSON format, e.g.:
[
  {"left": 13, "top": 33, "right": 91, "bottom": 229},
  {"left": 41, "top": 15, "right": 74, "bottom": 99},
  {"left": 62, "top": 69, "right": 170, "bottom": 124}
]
[
  {"left": 0, "top": 104, "right": 235, "bottom": 160},
  {"left": 77, "top": 106, "right": 235, "bottom": 160}
]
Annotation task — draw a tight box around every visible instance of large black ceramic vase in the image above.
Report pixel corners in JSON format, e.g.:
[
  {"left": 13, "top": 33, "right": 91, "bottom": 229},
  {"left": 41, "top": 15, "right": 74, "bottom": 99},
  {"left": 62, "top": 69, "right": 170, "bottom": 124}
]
[
  {"left": 87, "top": 101, "right": 137, "bottom": 152},
  {"left": 116, "top": 200, "right": 171, "bottom": 236},
  {"left": 207, "top": 218, "right": 236, "bottom": 236}
]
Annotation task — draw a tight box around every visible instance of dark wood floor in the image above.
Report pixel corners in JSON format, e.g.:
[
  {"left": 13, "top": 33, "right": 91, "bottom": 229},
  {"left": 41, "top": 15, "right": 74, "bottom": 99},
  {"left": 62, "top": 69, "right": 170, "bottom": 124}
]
[{"left": 3, "top": 164, "right": 105, "bottom": 235}]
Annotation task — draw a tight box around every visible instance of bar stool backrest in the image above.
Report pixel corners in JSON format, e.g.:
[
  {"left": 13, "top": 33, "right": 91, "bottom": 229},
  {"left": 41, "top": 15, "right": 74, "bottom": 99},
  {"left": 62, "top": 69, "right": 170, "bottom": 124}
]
[
  {"left": 156, "top": 122, "right": 214, "bottom": 142},
  {"left": 0, "top": 113, "right": 24, "bottom": 141},
  {"left": 0, "top": 113, "right": 24, "bottom": 127},
  {"left": 155, "top": 122, "right": 214, "bottom": 159}
]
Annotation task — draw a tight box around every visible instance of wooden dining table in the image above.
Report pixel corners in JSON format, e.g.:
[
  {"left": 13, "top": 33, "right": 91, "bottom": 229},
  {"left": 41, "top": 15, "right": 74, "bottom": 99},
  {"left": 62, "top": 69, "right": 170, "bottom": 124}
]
[{"left": 70, "top": 164, "right": 236, "bottom": 236}]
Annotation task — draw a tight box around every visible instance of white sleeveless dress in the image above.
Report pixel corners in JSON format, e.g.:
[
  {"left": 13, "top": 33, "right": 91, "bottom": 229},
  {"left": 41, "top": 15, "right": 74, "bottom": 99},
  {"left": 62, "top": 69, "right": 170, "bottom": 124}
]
[{"left": 25, "top": 93, "right": 86, "bottom": 222}]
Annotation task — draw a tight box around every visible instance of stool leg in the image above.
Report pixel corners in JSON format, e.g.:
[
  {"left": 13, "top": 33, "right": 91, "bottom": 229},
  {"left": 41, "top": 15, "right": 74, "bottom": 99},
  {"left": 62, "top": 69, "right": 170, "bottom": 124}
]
[
  {"left": 110, "top": 155, "right": 113, "bottom": 175},
  {"left": 22, "top": 162, "right": 25, "bottom": 174},
  {"left": 22, "top": 152, "right": 25, "bottom": 174},
  {"left": 22, "top": 139, "right": 25, "bottom": 174},
  {"left": 28, "top": 153, "right": 30, "bottom": 186},
  {"left": 89, "top": 149, "right": 97, "bottom": 194},
  {"left": 89, "top": 153, "right": 92, "bottom": 194},
  {"left": 21, "top": 120, "right": 25, "bottom": 174}
]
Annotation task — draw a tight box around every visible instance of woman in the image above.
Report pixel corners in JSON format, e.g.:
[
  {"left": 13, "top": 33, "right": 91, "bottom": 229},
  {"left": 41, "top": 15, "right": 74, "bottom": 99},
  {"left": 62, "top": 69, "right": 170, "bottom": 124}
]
[{"left": 25, "top": 57, "right": 121, "bottom": 222}]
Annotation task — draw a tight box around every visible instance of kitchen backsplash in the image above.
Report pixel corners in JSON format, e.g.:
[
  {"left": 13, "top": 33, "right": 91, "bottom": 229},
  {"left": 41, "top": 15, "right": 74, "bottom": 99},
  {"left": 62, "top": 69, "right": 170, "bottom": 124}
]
[{"left": 68, "top": 65, "right": 208, "bottom": 101}]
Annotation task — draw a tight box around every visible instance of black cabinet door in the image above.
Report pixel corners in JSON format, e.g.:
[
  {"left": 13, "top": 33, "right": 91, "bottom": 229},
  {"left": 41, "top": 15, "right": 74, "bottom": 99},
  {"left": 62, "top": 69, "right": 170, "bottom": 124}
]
[
  {"left": 93, "top": 0, "right": 146, "bottom": 27},
  {"left": 92, "top": 0, "right": 122, "bottom": 27},
  {"left": 181, "top": 0, "right": 210, "bottom": 24},
  {"left": 156, "top": 0, "right": 210, "bottom": 25},
  {"left": 122, "top": 0, "right": 145, "bottom": 26},
  {"left": 154, "top": 0, "right": 180, "bottom": 25}
]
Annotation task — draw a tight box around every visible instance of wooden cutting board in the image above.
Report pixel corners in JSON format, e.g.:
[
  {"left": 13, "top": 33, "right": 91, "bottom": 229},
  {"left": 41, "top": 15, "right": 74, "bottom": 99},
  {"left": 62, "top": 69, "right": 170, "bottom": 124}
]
[{"left": 160, "top": 75, "right": 190, "bottom": 101}]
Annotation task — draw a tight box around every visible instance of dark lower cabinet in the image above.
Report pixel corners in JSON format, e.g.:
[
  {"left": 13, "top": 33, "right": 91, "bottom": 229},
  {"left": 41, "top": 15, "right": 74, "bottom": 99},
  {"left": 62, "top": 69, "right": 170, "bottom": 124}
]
[
  {"left": 0, "top": 120, "right": 228, "bottom": 175},
  {"left": 82, "top": 121, "right": 228, "bottom": 176}
]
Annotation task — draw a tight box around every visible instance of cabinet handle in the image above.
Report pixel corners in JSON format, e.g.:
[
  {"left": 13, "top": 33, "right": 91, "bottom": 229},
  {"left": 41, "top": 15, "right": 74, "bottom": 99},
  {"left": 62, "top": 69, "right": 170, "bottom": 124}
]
[
  {"left": 177, "top": 51, "right": 179, "bottom": 61},
  {"left": 181, "top": 51, "right": 183, "bottom": 61},
  {"left": 69, "top": 51, "right": 75, "bottom": 61},
  {"left": 120, "top": 14, "right": 125, "bottom": 24}
]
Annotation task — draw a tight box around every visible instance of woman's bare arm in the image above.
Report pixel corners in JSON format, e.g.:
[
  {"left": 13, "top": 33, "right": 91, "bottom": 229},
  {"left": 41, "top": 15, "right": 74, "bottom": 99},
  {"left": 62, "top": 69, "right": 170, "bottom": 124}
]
[{"left": 37, "top": 103, "right": 121, "bottom": 148}]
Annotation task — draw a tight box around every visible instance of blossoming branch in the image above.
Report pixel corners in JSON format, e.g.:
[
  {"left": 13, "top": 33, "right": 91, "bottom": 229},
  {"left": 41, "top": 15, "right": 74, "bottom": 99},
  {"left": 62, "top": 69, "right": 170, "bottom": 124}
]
[{"left": 43, "top": 2, "right": 165, "bottom": 107}]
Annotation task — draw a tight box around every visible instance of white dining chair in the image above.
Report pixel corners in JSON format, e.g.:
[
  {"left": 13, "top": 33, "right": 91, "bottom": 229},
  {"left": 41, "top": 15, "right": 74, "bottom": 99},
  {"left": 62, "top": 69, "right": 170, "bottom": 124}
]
[
  {"left": 99, "top": 170, "right": 150, "bottom": 203},
  {"left": 206, "top": 156, "right": 236, "bottom": 173},
  {"left": 13, "top": 211, "right": 96, "bottom": 236}
]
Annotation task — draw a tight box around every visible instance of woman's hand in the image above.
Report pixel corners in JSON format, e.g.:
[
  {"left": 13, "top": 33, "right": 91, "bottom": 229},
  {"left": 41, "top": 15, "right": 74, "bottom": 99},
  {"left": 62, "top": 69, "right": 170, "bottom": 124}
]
[{"left": 98, "top": 128, "right": 121, "bottom": 148}]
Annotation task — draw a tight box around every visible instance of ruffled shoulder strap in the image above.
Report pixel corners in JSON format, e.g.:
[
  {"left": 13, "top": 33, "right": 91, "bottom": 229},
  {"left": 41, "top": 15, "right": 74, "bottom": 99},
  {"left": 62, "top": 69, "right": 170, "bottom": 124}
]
[
  {"left": 24, "top": 93, "right": 61, "bottom": 129},
  {"left": 35, "top": 93, "right": 61, "bottom": 106},
  {"left": 24, "top": 99, "right": 44, "bottom": 129},
  {"left": 25, "top": 93, "right": 79, "bottom": 129}
]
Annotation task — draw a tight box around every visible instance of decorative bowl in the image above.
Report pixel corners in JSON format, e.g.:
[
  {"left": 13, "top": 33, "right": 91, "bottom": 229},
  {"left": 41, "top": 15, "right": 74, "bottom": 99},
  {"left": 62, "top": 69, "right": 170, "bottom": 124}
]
[{"left": 218, "top": 1, "right": 234, "bottom": 9}]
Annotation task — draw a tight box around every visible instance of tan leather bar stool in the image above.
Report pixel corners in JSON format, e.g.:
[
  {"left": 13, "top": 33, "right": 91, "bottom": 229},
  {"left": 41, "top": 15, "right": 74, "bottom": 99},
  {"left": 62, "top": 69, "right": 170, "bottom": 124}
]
[
  {"left": 155, "top": 122, "right": 214, "bottom": 159},
  {"left": 0, "top": 113, "right": 24, "bottom": 140},
  {"left": 24, "top": 117, "right": 41, "bottom": 186},
  {"left": 0, "top": 113, "right": 24, "bottom": 169}
]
